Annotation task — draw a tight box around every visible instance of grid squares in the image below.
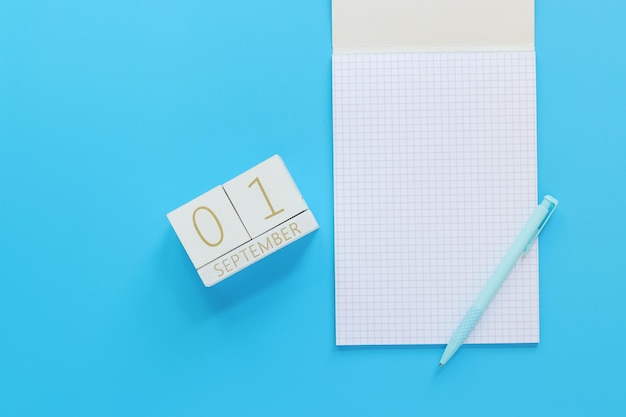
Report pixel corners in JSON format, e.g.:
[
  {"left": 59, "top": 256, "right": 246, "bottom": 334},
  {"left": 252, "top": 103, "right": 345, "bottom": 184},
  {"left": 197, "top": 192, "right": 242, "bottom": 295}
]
[{"left": 333, "top": 51, "right": 538, "bottom": 346}]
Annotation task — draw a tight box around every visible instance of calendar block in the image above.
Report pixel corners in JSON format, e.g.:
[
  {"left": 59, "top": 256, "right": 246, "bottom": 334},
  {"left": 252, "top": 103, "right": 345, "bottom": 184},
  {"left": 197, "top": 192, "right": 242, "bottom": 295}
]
[
  {"left": 166, "top": 186, "right": 251, "bottom": 269},
  {"left": 167, "top": 155, "right": 318, "bottom": 287},
  {"left": 223, "top": 155, "right": 310, "bottom": 237}
]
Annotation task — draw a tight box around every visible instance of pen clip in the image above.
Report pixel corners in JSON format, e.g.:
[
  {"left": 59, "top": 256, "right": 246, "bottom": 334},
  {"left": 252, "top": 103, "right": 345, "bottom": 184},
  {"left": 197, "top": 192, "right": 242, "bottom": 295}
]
[{"left": 523, "top": 195, "right": 559, "bottom": 255}]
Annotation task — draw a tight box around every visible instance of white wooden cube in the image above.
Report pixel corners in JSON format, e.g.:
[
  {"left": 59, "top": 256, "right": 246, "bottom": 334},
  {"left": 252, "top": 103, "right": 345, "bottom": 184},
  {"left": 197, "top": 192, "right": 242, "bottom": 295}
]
[
  {"left": 223, "top": 155, "right": 310, "bottom": 237},
  {"left": 166, "top": 186, "right": 251, "bottom": 269},
  {"left": 167, "top": 155, "right": 318, "bottom": 287}
]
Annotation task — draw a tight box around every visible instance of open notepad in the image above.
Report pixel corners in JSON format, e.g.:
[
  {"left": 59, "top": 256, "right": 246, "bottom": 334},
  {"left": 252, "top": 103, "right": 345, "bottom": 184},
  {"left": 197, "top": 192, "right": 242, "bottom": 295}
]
[{"left": 333, "top": 1, "right": 540, "bottom": 345}]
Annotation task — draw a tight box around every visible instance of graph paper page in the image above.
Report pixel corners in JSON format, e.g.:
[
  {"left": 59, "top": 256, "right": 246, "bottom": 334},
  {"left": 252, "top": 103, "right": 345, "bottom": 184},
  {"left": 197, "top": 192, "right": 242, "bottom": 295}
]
[{"left": 333, "top": 51, "right": 538, "bottom": 345}]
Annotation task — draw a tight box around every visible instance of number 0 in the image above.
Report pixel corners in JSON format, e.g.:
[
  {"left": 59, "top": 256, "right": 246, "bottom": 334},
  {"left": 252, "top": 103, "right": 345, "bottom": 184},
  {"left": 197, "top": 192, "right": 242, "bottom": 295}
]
[{"left": 192, "top": 206, "right": 224, "bottom": 247}]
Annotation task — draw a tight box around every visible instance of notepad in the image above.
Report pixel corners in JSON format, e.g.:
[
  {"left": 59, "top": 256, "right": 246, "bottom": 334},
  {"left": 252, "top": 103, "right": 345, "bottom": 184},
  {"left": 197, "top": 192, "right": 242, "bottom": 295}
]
[{"left": 333, "top": 1, "right": 540, "bottom": 345}]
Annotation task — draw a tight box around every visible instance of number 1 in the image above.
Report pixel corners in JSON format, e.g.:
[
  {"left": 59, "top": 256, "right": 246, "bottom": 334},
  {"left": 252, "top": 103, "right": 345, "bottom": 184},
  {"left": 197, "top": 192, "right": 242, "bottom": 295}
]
[{"left": 248, "top": 177, "right": 284, "bottom": 220}]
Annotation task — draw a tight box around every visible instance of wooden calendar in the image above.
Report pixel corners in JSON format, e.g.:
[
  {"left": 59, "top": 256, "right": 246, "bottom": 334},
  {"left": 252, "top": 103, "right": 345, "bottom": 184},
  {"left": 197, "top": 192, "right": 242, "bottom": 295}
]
[{"left": 167, "top": 155, "right": 318, "bottom": 286}]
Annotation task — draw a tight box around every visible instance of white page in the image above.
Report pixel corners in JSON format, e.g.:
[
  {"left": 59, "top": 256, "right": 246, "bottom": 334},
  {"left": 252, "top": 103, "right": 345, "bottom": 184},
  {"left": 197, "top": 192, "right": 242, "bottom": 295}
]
[
  {"left": 332, "top": 1, "right": 539, "bottom": 345},
  {"left": 333, "top": 50, "right": 539, "bottom": 345}
]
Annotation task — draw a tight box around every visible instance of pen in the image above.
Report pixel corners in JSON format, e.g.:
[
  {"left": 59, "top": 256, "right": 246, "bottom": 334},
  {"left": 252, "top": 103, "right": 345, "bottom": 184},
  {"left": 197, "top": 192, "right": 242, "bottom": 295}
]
[{"left": 439, "top": 195, "right": 558, "bottom": 366}]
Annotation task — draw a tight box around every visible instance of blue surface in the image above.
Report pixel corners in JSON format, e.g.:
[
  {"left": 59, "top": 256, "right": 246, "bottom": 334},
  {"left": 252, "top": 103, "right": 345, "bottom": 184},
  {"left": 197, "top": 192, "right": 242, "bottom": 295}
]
[{"left": 1, "top": 1, "right": 625, "bottom": 416}]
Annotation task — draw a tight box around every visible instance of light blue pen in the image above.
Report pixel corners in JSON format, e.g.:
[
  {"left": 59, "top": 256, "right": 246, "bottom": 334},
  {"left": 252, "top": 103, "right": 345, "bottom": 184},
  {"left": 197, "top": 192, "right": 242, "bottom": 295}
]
[{"left": 439, "top": 195, "right": 558, "bottom": 366}]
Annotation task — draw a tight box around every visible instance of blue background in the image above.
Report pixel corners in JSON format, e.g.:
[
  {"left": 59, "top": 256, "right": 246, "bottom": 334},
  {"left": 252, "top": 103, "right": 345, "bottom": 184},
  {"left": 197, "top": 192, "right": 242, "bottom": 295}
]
[{"left": 1, "top": 1, "right": 624, "bottom": 416}]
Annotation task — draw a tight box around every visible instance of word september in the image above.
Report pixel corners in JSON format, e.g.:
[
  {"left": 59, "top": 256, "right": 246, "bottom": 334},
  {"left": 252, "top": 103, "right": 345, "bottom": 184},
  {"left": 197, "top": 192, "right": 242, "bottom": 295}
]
[{"left": 211, "top": 222, "right": 303, "bottom": 278}]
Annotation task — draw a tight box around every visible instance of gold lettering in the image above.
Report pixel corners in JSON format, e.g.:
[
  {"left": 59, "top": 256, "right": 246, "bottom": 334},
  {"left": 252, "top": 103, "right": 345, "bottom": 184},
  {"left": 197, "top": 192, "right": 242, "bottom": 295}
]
[
  {"left": 250, "top": 243, "right": 260, "bottom": 258},
  {"left": 239, "top": 247, "right": 250, "bottom": 262},
  {"left": 213, "top": 263, "right": 225, "bottom": 278},
  {"left": 248, "top": 177, "right": 284, "bottom": 220},
  {"left": 289, "top": 222, "right": 301, "bottom": 236},
  {"left": 271, "top": 232, "right": 283, "bottom": 246},
  {"left": 280, "top": 226, "right": 292, "bottom": 242},
  {"left": 192, "top": 206, "right": 224, "bottom": 247},
  {"left": 231, "top": 253, "right": 240, "bottom": 268},
  {"left": 223, "top": 258, "right": 233, "bottom": 273},
  {"left": 258, "top": 237, "right": 272, "bottom": 253}
]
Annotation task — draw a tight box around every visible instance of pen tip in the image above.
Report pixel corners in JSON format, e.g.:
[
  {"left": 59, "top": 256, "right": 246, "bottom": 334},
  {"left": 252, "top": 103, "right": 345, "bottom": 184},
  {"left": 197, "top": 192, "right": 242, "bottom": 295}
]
[{"left": 439, "top": 363, "right": 443, "bottom": 368}]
